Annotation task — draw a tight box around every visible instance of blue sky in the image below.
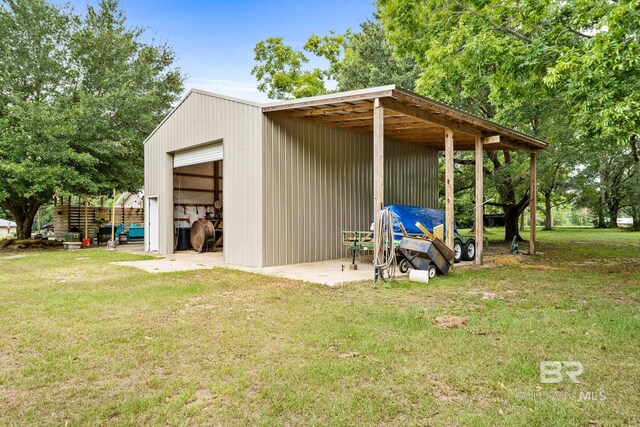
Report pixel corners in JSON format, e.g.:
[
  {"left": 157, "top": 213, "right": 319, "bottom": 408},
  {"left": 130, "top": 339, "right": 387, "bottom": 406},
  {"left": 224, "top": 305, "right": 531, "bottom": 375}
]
[{"left": 63, "top": 0, "right": 376, "bottom": 102}]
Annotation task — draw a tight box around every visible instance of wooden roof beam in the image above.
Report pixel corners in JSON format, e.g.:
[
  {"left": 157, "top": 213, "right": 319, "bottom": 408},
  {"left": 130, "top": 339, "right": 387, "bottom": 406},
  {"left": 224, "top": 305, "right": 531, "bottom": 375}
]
[
  {"left": 263, "top": 87, "right": 394, "bottom": 112},
  {"left": 309, "top": 112, "right": 372, "bottom": 123},
  {"left": 302, "top": 111, "right": 409, "bottom": 125},
  {"left": 330, "top": 117, "right": 432, "bottom": 129},
  {"left": 392, "top": 90, "right": 547, "bottom": 149},
  {"left": 482, "top": 134, "right": 533, "bottom": 152},
  {"left": 282, "top": 103, "right": 373, "bottom": 118},
  {"left": 344, "top": 123, "right": 446, "bottom": 133},
  {"left": 482, "top": 135, "right": 501, "bottom": 145},
  {"left": 379, "top": 98, "right": 481, "bottom": 137}
]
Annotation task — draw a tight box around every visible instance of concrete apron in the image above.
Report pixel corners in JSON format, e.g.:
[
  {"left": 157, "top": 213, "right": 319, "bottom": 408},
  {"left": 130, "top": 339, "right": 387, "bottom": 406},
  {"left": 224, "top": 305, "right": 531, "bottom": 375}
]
[{"left": 111, "top": 244, "right": 377, "bottom": 286}]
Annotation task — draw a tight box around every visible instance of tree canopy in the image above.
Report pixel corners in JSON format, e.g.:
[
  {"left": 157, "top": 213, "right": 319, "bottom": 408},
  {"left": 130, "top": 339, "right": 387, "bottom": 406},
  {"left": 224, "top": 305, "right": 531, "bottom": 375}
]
[
  {"left": 0, "top": 0, "right": 183, "bottom": 237},
  {"left": 252, "top": 1, "right": 639, "bottom": 235},
  {"left": 251, "top": 19, "right": 421, "bottom": 100},
  {"left": 379, "top": 0, "right": 639, "bottom": 230}
]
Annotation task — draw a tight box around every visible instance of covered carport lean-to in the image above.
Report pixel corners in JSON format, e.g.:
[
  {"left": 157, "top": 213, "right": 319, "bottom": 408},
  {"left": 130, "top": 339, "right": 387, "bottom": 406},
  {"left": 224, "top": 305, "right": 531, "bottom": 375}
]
[{"left": 263, "top": 86, "right": 548, "bottom": 277}]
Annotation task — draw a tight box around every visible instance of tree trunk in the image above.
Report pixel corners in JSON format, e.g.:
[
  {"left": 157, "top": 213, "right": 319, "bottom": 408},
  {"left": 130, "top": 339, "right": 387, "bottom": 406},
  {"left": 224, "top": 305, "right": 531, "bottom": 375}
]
[
  {"left": 2, "top": 200, "right": 42, "bottom": 239},
  {"left": 596, "top": 204, "right": 606, "bottom": 228},
  {"left": 632, "top": 205, "right": 640, "bottom": 231},
  {"left": 608, "top": 203, "right": 620, "bottom": 228},
  {"left": 486, "top": 150, "right": 529, "bottom": 242},
  {"left": 505, "top": 205, "right": 523, "bottom": 242},
  {"left": 630, "top": 137, "right": 640, "bottom": 231},
  {"left": 519, "top": 210, "right": 524, "bottom": 232},
  {"left": 597, "top": 165, "right": 607, "bottom": 228},
  {"left": 544, "top": 191, "right": 553, "bottom": 230}
]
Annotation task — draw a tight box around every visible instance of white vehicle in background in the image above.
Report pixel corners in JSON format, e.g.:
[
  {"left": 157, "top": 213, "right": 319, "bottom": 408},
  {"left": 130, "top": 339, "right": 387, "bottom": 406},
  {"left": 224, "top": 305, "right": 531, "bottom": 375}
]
[{"left": 616, "top": 217, "right": 633, "bottom": 228}]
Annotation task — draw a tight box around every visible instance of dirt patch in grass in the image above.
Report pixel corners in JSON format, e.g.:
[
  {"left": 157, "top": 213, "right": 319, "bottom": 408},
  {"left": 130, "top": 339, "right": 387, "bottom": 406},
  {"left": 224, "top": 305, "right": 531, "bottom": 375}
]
[
  {"left": 337, "top": 351, "right": 361, "bottom": 359},
  {"left": 429, "top": 374, "right": 468, "bottom": 403},
  {"left": 434, "top": 315, "right": 468, "bottom": 329},
  {"left": 1, "top": 254, "right": 27, "bottom": 259},
  {"left": 468, "top": 289, "right": 523, "bottom": 302},
  {"left": 492, "top": 255, "right": 533, "bottom": 266},
  {"left": 189, "top": 389, "right": 216, "bottom": 407}
]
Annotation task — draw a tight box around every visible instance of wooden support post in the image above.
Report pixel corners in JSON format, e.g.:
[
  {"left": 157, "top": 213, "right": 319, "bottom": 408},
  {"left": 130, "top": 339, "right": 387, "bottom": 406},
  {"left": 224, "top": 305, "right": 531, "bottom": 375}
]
[
  {"left": 84, "top": 197, "right": 88, "bottom": 238},
  {"left": 530, "top": 152, "right": 537, "bottom": 255},
  {"left": 445, "top": 128, "right": 455, "bottom": 251},
  {"left": 111, "top": 189, "right": 116, "bottom": 242},
  {"left": 373, "top": 98, "right": 385, "bottom": 272},
  {"left": 67, "top": 196, "right": 71, "bottom": 232},
  {"left": 475, "top": 135, "right": 484, "bottom": 265}
]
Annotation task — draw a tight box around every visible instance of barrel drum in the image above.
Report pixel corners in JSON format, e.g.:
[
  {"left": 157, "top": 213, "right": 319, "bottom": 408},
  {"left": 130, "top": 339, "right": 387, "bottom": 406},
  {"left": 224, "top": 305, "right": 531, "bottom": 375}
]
[{"left": 190, "top": 220, "right": 215, "bottom": 253}]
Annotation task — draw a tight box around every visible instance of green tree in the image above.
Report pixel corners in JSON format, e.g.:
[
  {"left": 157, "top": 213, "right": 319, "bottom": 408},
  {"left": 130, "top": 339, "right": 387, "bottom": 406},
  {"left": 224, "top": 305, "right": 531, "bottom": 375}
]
[
  {"left": 251, "top": 18, "right": 421, "bottom": 100},
  {"left": 0, "top": 0, "right": 183, "bottom": 238},
  {"left": 534, "top": 108, "right": 581, "bottom": 230},
  {"left": 543, "top": 0, "right": 640, "bottom": 229},
  {"left": 378, "top": 0, "right": 639, "bottom": 238},
  {"left": 375, "top": 1, "right": 572, "bottom": 238},
  {"left": 252, "top": 37, "right": 329, "bottom": 100},
  {"left": 312, "top": 19, "right": 422, "bottom": 92}
]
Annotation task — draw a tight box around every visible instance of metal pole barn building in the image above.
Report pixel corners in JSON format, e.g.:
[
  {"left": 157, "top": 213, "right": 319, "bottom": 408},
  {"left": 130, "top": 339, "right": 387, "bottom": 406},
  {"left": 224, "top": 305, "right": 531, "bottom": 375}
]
[{"left": 144, "top": 85, "right": 547, "bottom": 268}]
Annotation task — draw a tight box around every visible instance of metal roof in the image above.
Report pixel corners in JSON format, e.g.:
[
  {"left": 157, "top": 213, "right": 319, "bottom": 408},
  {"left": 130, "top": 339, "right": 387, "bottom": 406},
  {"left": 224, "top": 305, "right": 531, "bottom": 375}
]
[
  {"left": 146, "top": 85, "right": 548, "bottom": 152},
  {"left": 263, "top": 85, "right": 548, "bottom": 152}
]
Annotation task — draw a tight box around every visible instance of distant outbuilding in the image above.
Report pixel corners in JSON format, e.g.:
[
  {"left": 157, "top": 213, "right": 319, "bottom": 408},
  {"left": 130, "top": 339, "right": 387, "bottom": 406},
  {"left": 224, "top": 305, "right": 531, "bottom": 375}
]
[{"left": 0, "top": 219, "right": 17, "bottom": 237}]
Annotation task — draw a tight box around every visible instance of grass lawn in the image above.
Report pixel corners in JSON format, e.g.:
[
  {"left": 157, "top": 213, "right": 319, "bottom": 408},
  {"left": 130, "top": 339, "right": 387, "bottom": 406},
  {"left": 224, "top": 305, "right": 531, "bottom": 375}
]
[{"left": 0, "top": 228, "right": 638, "bottom": 426}]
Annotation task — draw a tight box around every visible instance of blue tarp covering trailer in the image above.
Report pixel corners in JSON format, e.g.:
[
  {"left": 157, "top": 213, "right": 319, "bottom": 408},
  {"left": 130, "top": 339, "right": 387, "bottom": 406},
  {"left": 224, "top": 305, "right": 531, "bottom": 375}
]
[
  {"left": 342, "top": 205, "right": 476, "bottom": 274},
  {"left": 383, "top": 205, "right": 458, "bottom": 239}
]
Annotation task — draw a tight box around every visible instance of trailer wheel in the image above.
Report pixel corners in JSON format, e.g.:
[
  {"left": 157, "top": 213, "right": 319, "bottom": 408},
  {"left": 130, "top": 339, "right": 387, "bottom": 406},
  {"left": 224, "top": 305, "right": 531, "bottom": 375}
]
[
  {"left": 398, "top": 258, "right": 411, "bottom": 274},
  {"left": 453, "top": 239, "right": 463, "bottom": 263},
  {"left": 427, "top": 264, "right": 437, "bottom": 279},
  {"left": 462, "top": 240, "right": 476, "bottom": 261}
]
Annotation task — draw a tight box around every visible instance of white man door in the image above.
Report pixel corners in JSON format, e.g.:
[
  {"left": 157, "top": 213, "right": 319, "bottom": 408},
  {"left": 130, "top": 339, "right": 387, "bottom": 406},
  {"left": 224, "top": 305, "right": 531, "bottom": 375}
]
[{"left": 147, "top": 197, "right": 158, "bottom": 251}]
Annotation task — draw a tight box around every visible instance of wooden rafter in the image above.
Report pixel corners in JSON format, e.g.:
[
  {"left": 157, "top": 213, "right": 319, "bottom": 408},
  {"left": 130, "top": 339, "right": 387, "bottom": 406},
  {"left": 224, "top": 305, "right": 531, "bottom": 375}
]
[
  {"left": 263, "top": 87, "right": 393, "bottom": 112},
  {"left": 482, "top": 135, "right": 500, "bottom": 145},
  {"left": 380, "top": 97, "right": 481, "bottom": 137},
  {"left": 303, "top": 114, "right": 413, "bottom": 128},
  {"left": 284, "top": 103, "right": 372, "bottom": 118},
  {"left": 340, "top": 120, "right": 442, "bottom": 132},
  {"left": 262, "top": 85, "right": 548, "bottom": 152}
]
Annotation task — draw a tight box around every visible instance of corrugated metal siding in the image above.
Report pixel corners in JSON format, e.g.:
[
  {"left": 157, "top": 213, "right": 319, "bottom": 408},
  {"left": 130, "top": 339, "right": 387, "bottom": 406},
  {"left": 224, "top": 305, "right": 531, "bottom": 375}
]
[
  {"left": 384, "top": 139, "right": 439, "bottom": 206},
  {"left": 262, "top": 116, "right": 438, "bottom": 267},
  {"left": 144, "top": 91, "right": 263, "bottom": 267}
]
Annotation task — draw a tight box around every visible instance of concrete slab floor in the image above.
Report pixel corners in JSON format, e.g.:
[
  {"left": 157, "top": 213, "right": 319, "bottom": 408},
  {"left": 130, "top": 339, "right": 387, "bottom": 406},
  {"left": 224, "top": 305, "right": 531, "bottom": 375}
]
[
  {"left": 111, "top": 243, "right": 478, "bottom": 286},
  {"left": 111, "top": 244, "right": 376, "bottom": 286}
]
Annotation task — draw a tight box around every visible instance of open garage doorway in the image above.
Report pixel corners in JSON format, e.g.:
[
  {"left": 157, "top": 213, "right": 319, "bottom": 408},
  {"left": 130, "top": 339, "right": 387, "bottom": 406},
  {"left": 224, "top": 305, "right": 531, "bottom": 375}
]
[{"left": 172, "top": 142, "right": 223, "bottom": 254}]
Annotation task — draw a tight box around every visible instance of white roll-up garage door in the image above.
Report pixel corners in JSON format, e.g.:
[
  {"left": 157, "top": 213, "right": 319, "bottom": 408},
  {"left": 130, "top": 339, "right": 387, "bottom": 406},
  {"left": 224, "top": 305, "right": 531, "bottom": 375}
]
[{"left": 173, "top": 142, "right": 223, "bottom": 168}]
